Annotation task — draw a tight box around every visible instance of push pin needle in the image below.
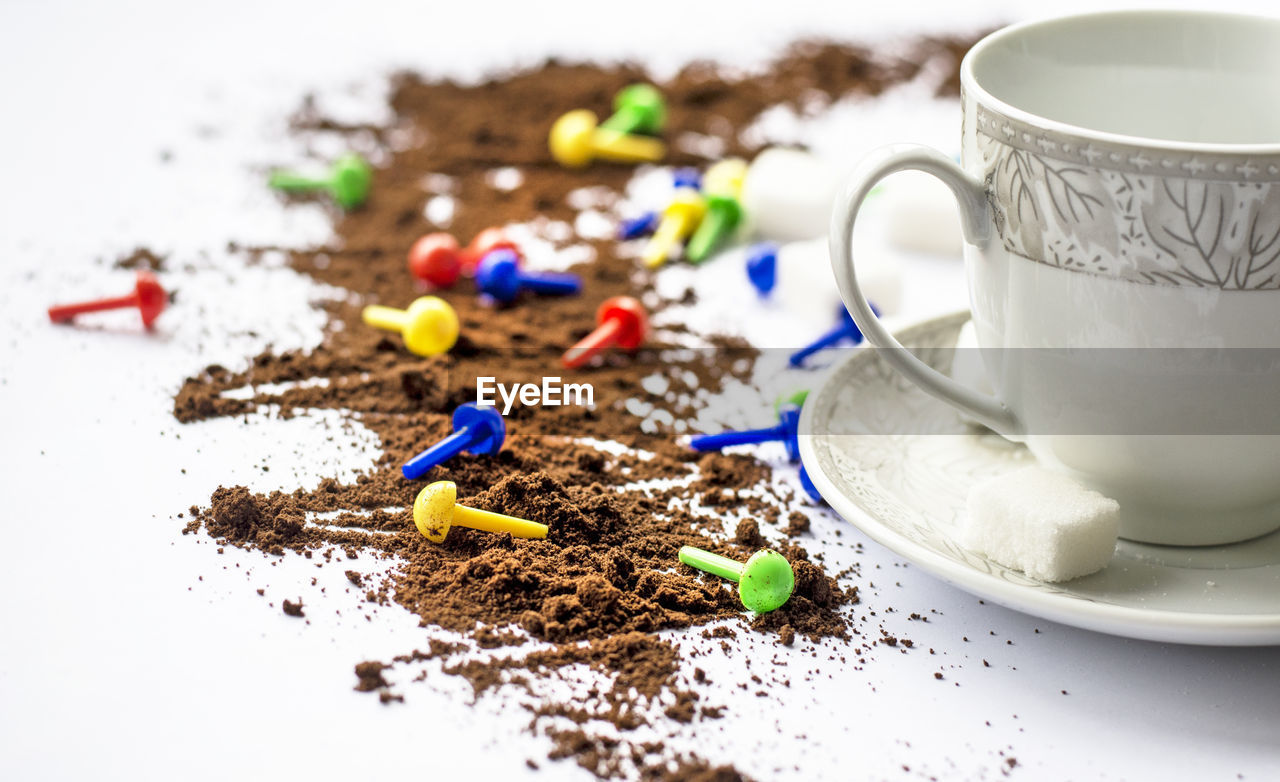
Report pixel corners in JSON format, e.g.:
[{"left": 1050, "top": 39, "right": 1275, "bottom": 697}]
[
  {"left": 561, "top": 296, "right": 648, "bottom": 369},
  {"left": 402, "top": 403, "right": 505, "bottom": 480},
  {"left": 690, "top": 404, "right": 802, "bottom": 461},
  {"left": 642, "top": 189, "right": 706, "bottom": 269},
  {"left": 268, "top": 152, "right": 372, "bottom": 210},
  {"left": 413, "top": 481, "right": 548, "bottom": 543},
  {"left": 678, "top": 546, "right": 795, "bottom": 613},
  {"left": 599, "top": 84, "right": 667, "bottom": 136},
  {"left": 362, "top": 296, "right": 459, "bottom": 357},
  {"left": 686, "top": 158, "right": 747, "bottom": 264},
  {"left": 789, "top": 305, "right": 876, "bottom": 368},
  {"left": 47, "top": 270, "right": 167, "bottom": 329}
]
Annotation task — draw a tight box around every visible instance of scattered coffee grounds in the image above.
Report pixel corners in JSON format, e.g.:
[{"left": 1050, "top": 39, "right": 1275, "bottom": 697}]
[
  {"left": 114, "top": 246, "right": 167, "bottom": 271},
  {"left": 177, "top": 32, "right": 984, "bottom": 779}
]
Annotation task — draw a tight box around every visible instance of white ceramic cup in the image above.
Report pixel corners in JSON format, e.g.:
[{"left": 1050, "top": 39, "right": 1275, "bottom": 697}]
[{"left": 830, "top": 10, "right": 1280, "bottom": 546}]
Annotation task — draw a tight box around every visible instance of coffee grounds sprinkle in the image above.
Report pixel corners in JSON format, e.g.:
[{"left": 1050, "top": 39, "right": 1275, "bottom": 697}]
[{"left": 176, "top": 33, "right": 983, "bottom": 780}]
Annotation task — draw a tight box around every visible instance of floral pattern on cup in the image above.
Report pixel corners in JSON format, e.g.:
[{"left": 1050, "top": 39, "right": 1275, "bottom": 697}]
[{"left": 973, "top": 103, "right": 1280, "bottom": 290}]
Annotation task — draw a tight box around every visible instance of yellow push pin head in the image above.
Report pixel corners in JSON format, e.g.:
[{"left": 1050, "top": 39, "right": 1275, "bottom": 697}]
[
  {"left": 549, "top": 109, "right": 600, "bottom": 168},
  {"left": 361, "top": 296, "right": 459, "bottom": 357},
  {"left": 402, "top": 296, "right": 459, "bottom": 356},
  {"left": 549, "top": 109, "right": 665, "bottom": 169},
  {"left": 412, "top": 481, "right": 549, "bottom": 543}
]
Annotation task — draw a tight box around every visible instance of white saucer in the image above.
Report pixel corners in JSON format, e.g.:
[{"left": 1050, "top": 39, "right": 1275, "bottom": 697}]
[{"left": 799, "top": 311, "right": 1280, "bottom": 646}]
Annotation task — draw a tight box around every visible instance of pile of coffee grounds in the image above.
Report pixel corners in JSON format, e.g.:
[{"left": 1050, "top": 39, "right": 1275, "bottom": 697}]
[{"left": 178, "top": 32, "right": 983, "bottom": 780}]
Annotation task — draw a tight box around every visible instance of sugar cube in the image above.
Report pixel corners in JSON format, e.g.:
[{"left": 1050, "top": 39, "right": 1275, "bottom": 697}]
[{"left": 962, "top": 466, "right": 1120, "bottom": 582}]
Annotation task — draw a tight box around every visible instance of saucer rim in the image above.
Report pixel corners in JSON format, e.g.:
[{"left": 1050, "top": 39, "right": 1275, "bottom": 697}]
[{"left": 798, "top": 309, "right": 1280, "bottom": 647}]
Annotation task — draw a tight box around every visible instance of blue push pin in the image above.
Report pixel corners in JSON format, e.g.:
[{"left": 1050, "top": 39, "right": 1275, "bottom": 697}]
[
  {"left": 745, "top": 242, "right": 779, "bottom": 295},
  {"left": 401, "top": 402, "right": 506, "bottom": 480},
  {"left": 672, "top": 167, "right": 702, "bottom": 190},
  {"left": 475, "top": 249, "right": 582, "bottom": 304},
  {"left": 798, "top": 466, "right": 825, "bottom": 504},
  {"left": 690, "top": 404, "right": 802, "bottom": 462},
  {"left": 618, "top": 211, "right": 659, "bottom": 239},
  {"left": 789, "top": 304, "right": 879, "bottom": 368}
]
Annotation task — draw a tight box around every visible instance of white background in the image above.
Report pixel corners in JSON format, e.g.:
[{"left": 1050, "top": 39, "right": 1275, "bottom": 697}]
[{"left": 1, "top": 1, "right": 1278, "bottom": 780}]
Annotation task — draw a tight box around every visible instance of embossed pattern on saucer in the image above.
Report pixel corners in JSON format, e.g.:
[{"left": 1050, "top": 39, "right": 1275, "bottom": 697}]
[{"left": 799, "top": 311, "right": 1280, "bottom": 646}]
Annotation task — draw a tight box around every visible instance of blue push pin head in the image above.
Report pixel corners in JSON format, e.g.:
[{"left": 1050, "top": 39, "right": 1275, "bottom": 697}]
[
  {"left": 745, "top": 243, "right": 779, "bottom": 295},
  {"left": 475, "top": 249, "right": 523, "bottom": 303},
  {"left": 618, "top": 211, "right": 659, "bottom": 240},
  {"left": 673, "top": 167, "right": 702, "bottom": 190},
  {"left": 401, "top": 402, "right": 506, "bottom": 480}
]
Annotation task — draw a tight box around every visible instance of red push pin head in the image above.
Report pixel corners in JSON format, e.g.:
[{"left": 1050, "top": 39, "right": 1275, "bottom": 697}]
[
  {"left": 459, "top": 227, "right": 518, "bottom": 274},
  {"left": 47, "top": 270, "right": 168, "bottom": 329},
  {"left": 561, "top": 296, "right": 647, "bottom": 369},
  {"left": 408, "top": 233, "right": 462, "bottom": 288}
]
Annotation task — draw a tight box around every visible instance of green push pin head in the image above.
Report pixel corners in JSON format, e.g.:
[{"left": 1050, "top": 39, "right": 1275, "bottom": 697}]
[
  {"left": 268, "top": 152, "right": 372, "bottom": 210},
  {"left": 602, "top": 84, "right": 667, "bottom": 135},
  {"left": 678, "top": 545, "right": 795, "bottom": 613},
  {"left": 738, "top": 550, "right": 795, "bottom": 613},
  {"left": 774, "top": 389, "right": 809, "bottom": 414},
  {"left": 328, "top": 153, "right": 373, "bottom": 209}
]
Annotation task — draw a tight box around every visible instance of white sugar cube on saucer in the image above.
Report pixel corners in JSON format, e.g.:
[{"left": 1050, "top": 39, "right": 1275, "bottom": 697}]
[{"left": 962, "top": 467, "right": 1120, "bottom": 582}]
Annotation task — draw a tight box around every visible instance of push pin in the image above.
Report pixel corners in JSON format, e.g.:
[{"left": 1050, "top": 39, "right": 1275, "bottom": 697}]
[
  {"left": 408, "top": 233, "right": 462, "bottom": 288},
  {"left": 642, "top": 188, "right": 706, "bottom": 269},
  {"left": 413, "top": 481, "right": 548, "bottom": 543},
  {"left": 617, "top": 169, "right": 700, "bottom": 241},
  {"left": 745, "top": 243, "right": 780, "bottom": 295},
  {"left": 459, "top": 227, "right": 519, "bottom": 274},
  {"left": 549, "top": 109, "right": 666, "bottom": 168},
  {"left": 774, "top": 389, "right": 809, "bottom": 413},
  {"left": 686, "top": 158, "right": 747, "bottom": 263},
  {"left": 47, "top": 271, "right": 168, "bottom": 329},
  {"left": 402, "top": 403, "right": 505, "bottom": 480},
  {"left": 476, "top": 249, "right": 582, "bottom": 304},
  {"left": 678, "top": 546, "right": 795, "bottom": 613},
  {"left": 599, "top": 84, "right": 667, "bottom": 136},
  {"left": 561, "top": 296, "right": 647, "bottom": 369},
  {"left": 268, "top": 152, "right": 372, "bottom": 210},
  {"left": 362, "top": 296, "right": 459, "bottom": 356},
  {"left": 672, "top": 167, "right": 702, "bottom": 190},
  {"left": 618, "top": 211, "right": 659, "bottom": 240},
  {"left": 689, "top": 404, "right": 801, "bottom": 461},
  {"left": 798, "top": 466, "right": 824, "bottom": 504},
  {"left": 789, "top": 305, "right": 876, "bottom": 367}
]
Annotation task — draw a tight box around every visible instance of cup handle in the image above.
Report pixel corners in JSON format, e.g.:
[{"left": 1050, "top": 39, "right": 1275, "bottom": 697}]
[{"left": 829, "top": 144, "right": 1023, "bottom": 437}]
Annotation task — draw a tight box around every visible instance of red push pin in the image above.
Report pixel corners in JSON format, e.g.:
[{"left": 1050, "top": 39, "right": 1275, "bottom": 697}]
[
  {"left": 47, "top": 271, "right": 167, "bottom": 329},
  {"left": 561, "top": 296, "right": 648, "bottom": 369},
  {"left": 408, "top": 233, "right": 463, "bottom": 288},
  {"left": 458, "top": 227, "right": 519, "bottom": 274}
]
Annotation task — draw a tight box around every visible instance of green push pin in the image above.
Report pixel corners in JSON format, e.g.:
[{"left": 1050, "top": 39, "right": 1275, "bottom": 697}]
[
  {"left": 599, "top": 84, "right": 667, "bottom": 136},
  {"left": 678, "top": 546, "right": 795, "bottom": 613},
  {"left": 268, "top": 152, "right": 372, "bottom": 210},
  {"left": 686, "top": 158, "right": 747, "bottom": 263},
  {"left": 773, "top": 389, "right": 809, "bottom": 414}
]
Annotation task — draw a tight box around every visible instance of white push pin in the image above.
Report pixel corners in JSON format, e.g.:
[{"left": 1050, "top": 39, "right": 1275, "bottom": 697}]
[
  {"left": 739, "top": 148, "right": 843, "bottom": 242},
  {"left": 880, "top": 170, "right": 965, "bottom": 257}
]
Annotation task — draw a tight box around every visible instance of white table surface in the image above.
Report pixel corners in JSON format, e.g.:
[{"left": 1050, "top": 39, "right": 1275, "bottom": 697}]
[{"left": 2, "top": 1, "right": 1277, "bottom": 780}]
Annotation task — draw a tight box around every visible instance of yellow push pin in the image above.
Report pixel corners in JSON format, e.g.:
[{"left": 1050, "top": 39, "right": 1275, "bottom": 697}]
[
  {"left": 361, "top": 295, "right": 459, "bottom": 356},
  {"left": 413, "top": 481, "right": 549, "bottom": 543},
  {"left": 642, "top": 188, "right": 707, "bottom": 269},
  {"left": 549, "top": 109, "right": 665, "bottom": 168}
]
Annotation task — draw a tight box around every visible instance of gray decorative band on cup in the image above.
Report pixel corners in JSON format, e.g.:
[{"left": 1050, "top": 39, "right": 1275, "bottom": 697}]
[{"left": 971, "top": 102, "right": 1280, "bottom": 290}]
